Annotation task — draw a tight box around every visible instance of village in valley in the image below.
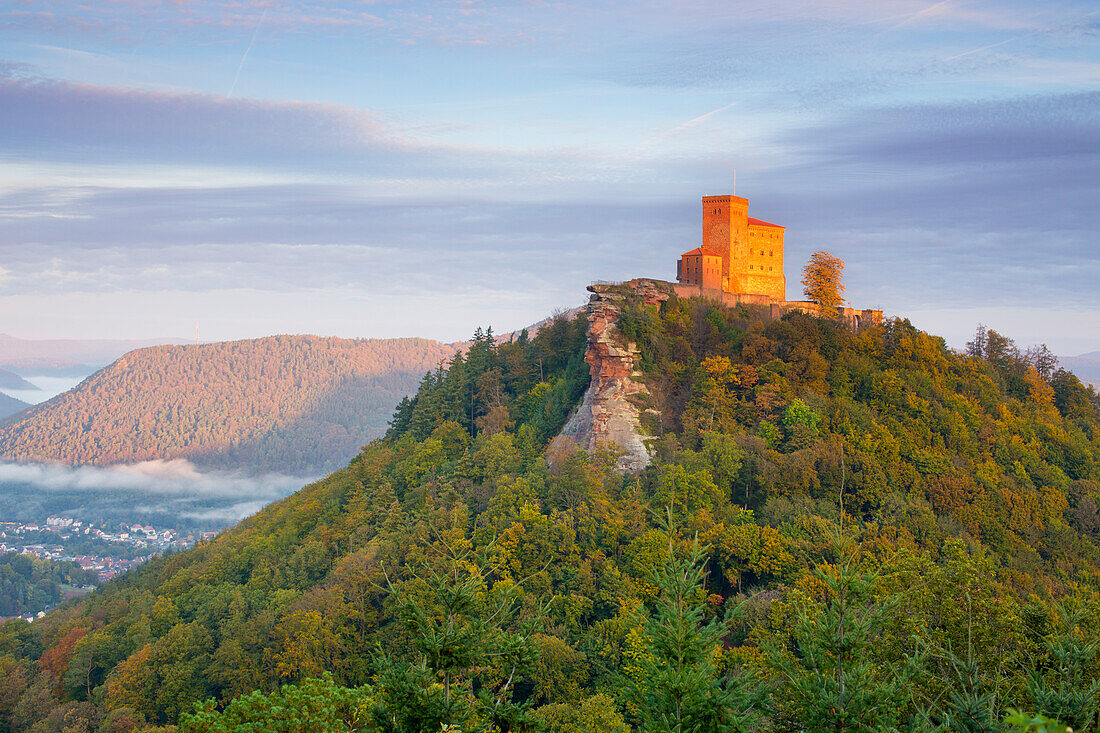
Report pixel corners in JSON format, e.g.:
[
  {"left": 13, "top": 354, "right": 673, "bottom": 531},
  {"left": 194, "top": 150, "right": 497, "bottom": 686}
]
[{"left": 1, "top": 514, "right": 209, "bottom": 591}]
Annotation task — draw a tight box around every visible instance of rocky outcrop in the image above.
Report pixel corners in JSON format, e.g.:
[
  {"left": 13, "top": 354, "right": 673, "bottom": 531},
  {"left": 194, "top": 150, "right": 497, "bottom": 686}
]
[{"left": 555, "top": 281, "right": 671, "bottom": 472}]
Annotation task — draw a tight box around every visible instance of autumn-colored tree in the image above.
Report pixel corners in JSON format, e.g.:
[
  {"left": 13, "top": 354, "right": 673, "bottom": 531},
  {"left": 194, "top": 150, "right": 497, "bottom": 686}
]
[
  {"left": 801, "top": 250, "right": 846, "bottom": 309},
  {"left": 6, "top": 304, "right": 1100, "bottom": 732}
]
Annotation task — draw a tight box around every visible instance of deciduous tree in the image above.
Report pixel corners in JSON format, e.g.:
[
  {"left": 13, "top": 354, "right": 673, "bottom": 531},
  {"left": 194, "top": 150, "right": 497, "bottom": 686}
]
[{"left": 801, "top": 251, "right": 846, "bottom": 309}]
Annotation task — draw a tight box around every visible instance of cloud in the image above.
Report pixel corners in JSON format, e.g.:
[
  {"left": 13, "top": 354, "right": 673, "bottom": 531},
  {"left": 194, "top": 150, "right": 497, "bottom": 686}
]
[
  {"left": 0, "top": 73, "right": 413, "bottom": 170},
  {"left": 0, "top": 184, "right": 687, "bottom": 299},
  {"left": 803, "top": 92, "right": 1099, "bottom": 168},
  {"left": 179, "top": 501, "right": 269, "bottom": 522},
  {"left": 0, "top": 458, "right": 312, "bottom": 498},
  {"left": 768, "top": 91, "right": 1100, "bottom": 232}
]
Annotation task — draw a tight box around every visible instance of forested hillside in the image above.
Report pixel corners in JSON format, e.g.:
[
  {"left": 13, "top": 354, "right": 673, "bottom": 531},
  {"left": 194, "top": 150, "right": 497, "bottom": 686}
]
[
  {"left": 0, "top": 336, "right": 458, "bottom": 474},
  {"left": 2, "top": 302, "right": 1099, "bottom": 732},
  {"left": 0, "top": 553, "right": 97, "bottom": 618}
]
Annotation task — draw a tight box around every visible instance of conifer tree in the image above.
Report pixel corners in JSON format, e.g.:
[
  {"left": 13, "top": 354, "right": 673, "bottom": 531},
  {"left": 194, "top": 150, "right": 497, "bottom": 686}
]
[
  {"left": 1027, "top": 607, "right": 1100, "bottom": 731},
  {"left": 374, "top": 547, "right": 543, "bottom": 733},
  {"left": 761, "top": 549, "right": 921, "bottom": 732},
  {"left": 625, "top": 516, "right": 758, "bottom": 732}
]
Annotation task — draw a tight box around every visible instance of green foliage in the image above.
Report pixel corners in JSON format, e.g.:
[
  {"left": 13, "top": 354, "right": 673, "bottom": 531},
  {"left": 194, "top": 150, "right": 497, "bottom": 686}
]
[
  {"left": 1005, "top": 708, "right": 1073, "bottom": 733},
  {"left": 4, "top": 303, "right": 1100, "bottom": 733},
  {"left": 760, "top": 546, "right": 921, "bottom": 731},
  {"left": 375, "top": 546, "right": 544, "bottom": 732},
  {"left": 0, "top": 552, "right": 97, "bottom": 616},
  {"left": 1025, "top": 606, "right": 1100, "bottom": 731},
  {"left": 180, "top": 674, "right": 374, "bottom": 732},
  {"left": 387, "top": 317, "right": 589, "bottom": 446},
  {"left": 624, "top": 518, "right": 757, "bottom": 732},
  {"left": 536, "top": 694, "right": 630, "bottom": 733}
]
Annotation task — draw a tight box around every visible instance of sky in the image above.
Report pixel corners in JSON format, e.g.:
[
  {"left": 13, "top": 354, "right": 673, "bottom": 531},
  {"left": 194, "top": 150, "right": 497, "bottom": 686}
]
[{"left": 0, "top": 0, "right": 1097, "bottom": 355}]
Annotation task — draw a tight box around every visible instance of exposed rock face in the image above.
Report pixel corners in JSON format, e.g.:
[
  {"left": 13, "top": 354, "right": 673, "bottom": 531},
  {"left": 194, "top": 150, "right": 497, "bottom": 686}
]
[{"left": 556, "top": 281, "right": 670, "bottom": 473}]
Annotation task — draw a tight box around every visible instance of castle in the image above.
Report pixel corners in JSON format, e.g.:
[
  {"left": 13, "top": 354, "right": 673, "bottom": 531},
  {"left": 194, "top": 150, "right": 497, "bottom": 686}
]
[
  {"left": 671, "top": 192, "right": 881, "bottom": 327},
  {"left": 677, "top": 195, "right": 786, "bottom": 300},
  {"left": 559, "top": 191, "right": 884, "bottom": 472}
]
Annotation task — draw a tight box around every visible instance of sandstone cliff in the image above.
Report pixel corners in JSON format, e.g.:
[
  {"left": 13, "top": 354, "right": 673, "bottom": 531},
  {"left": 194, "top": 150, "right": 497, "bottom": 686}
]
[{"left": 556, "top": 280, "right": 671, "bottom": 472}]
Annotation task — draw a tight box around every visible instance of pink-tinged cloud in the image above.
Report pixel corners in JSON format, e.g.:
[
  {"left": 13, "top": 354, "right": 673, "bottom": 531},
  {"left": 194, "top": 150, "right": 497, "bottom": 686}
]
[{"left": 0, "top": 73, "right": 427, "bottom": 169}]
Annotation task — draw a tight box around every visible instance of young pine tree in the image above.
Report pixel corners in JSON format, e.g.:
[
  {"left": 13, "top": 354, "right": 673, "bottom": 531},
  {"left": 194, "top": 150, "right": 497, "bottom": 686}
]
[
  {"left": 761, "top": 550, "right": 921, "bottom": 732},
  {"left": 625, "top": 517, "right": 758, "bottom": 733},
  {"left": 374, "top": 548, "right": 543, "bottom": 733},
  {"left": 1027, "top": 606, "right": 1100, "bottom": 731}
]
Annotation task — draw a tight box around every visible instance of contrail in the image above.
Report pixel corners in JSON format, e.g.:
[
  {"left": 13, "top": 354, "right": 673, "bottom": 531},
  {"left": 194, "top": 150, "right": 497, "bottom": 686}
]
[
  {"left": 631, "top": 100, "right": 739, "bottom": 155},
  {"left": 941, "top": 33, "right": 1028, "bottom": 62},
  {"left": 228, "top": 6, "right": 268, "bottom": 98},
  {"left": 941, "top": 8, "right": 1098, "bottom": 63},
  {"left": 888, "top": 0, "right": 952, "bottom": 31}
]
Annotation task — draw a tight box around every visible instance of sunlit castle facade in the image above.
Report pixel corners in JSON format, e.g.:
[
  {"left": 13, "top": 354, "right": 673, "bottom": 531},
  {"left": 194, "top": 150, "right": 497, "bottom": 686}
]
[{"left": 676, "top": 195, "right": 786, "bottom": 301}]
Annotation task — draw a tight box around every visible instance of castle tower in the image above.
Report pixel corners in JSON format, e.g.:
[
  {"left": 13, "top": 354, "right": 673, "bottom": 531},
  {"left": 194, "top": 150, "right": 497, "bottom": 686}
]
[
  {"left": 701, "top": 195, "right": 748, "bottom": 292},
  {"left": 694, "top": 194, "right": 786, "bottom": 301}
]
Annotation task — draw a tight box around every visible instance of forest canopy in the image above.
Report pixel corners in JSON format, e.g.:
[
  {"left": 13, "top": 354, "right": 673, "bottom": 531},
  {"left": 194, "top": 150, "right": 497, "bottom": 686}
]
[{"left": 1, "top": 301, "right": 1099, "bottom": 732}]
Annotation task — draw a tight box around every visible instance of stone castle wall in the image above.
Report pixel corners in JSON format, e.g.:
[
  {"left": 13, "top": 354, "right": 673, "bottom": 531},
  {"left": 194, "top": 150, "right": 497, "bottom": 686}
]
[{"left": 668, "top": 280, "right": 882, "bottom": 328}]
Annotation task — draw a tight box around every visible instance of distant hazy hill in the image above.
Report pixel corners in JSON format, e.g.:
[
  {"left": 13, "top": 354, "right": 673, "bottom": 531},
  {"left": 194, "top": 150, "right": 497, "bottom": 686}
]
[
  {"left": 1061, "top": 351, "right": 1100, "bottom": 389},
  {"left": 0, "top": 335, "right": 458, "bottom": 473},
  {"left": 0, "top": 368, "right": 37, "bottom": 391},
  {"left": 0, "top": 333, "right": 187, "bottom": 375},
  {"left": 0, "top": 392, "right": 30, "bottom": 419}
]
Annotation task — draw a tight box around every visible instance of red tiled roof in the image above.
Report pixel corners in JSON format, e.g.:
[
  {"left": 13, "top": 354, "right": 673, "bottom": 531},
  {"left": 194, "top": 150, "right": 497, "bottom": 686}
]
[
  {"left": 747, "top": 217, "right": 784, "bottom": 228},
  {"left": 681, "top": 246, "right": 723, "bottom": 257}
]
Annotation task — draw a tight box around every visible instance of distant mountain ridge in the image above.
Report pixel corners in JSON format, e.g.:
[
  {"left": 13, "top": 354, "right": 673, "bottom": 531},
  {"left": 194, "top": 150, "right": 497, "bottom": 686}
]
[
  {"left": 0, "top": 333, "right": 188, "bottom": 374},
  {"left": 0, "top": 335, "right": 458, "bottom": 474},
  {"left": 0, "top": 368, "right": 38, "bottom": 392}
]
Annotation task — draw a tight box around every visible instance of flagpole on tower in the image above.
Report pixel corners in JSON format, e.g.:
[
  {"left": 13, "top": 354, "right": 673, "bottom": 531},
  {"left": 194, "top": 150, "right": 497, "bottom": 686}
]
[{"left": 733, "top": 169, "right": 737, "bottom": 195}]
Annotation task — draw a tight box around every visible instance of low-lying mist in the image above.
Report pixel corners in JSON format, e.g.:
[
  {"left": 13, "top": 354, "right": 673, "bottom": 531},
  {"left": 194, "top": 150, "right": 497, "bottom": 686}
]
[{"left": 0, "top": 459, "right": 317, "bottom": 529}]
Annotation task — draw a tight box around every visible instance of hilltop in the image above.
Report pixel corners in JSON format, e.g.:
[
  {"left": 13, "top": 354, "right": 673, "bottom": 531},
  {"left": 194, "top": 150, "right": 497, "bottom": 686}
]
[
  {"left": 0, "top": 335, "right": 459, "bottom": 474},
  {"left": 2, "top": 294, "right": 1099, "bottom": 731}
]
